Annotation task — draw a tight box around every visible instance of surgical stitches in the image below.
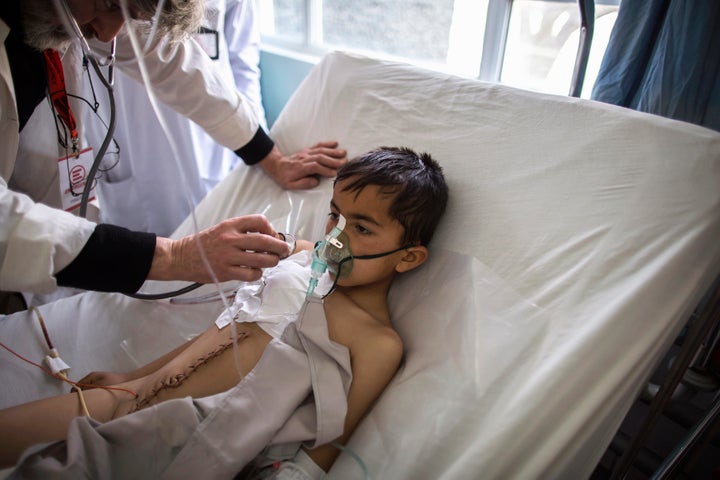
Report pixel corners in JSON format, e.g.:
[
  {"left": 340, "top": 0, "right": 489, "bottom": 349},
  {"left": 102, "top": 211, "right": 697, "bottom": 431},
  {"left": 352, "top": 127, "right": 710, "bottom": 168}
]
[{"left": 130, "top": 329, "right": 250, "bottom": 413}]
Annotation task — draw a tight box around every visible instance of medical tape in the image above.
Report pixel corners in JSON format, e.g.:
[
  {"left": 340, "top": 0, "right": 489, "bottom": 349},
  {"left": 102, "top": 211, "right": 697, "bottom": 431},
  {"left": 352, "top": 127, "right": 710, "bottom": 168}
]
[{"left": 44, "top": 349, "right": 71, "bottom": 375}]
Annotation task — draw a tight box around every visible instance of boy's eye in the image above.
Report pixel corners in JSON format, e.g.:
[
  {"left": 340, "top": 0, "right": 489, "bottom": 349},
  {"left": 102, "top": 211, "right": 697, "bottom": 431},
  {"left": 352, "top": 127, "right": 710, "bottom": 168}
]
[
  {"left": 328, "top": 212, "right": 339, "bottom": 221},
  {"left": 355, "top": 224, "right": 371, "bottom": 235}
]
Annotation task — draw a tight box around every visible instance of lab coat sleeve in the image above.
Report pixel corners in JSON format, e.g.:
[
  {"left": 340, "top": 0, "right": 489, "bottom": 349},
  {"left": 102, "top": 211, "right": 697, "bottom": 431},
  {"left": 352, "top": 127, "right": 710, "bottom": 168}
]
[
  {"left": 56, "top": 224, "right": 156, "bottom": 293},
  {"left": 89, "top": 29, "right": 270, "bottom": 157},
  {"left": 224, "top": 0, "right": 265, "bottom": 127},
  {"left": 0, "top": 178, "right": 95, "bottom": 294}
]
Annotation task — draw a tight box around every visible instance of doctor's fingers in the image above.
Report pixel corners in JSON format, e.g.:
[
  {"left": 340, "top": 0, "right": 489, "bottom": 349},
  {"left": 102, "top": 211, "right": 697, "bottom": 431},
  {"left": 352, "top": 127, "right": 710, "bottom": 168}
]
[
  {"left": 298, "top": 149, "right": 348, "bottom": 169},
  {"left": 277, "top": 160, "right": 337, "bottom": 190},
  {"left": 291, "top": 142, "right": 346, "bottom": 165},
  {"left": 218, "top": 214, "right": 280, "bottom": 238},
  {"left": 203, "top": 229, "right": 291, "bottom": 260},
  {"left": 195, "top": 245, "right": 283, "bottom": 283},
  {"left": 307, "top": 141, "right": 347, "bottom": 159},
  {"left": 178, "top": 218, "right": 287, "bottom": 276},
  {"left": 280, "top": 157, "right": 345, "bottom": 190},
  {"left": 299, "top": 156, "right": 345, "bottom": 179}
]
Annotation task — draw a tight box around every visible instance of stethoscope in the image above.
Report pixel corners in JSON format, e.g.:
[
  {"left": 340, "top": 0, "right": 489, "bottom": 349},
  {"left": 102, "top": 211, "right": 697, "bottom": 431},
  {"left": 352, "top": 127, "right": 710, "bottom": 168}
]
[
  {"left": 53, "top": 0, "right": 117, "bottom": 219},
  {"left": 54, "top": 0, "right": 205, "bottom": 300},
  {"left": 53, "top": 1, "right": 299, "bottom": 304}
]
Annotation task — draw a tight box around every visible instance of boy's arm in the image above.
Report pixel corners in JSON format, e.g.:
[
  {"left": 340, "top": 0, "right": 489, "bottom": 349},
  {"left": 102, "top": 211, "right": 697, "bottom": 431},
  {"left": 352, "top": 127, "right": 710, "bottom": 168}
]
[
  {"left": 78, "top": 333, "right": 202, "bottom": 387},
  {"left": 304, "top": 326, "right": 403, "bottom": 471},
  {"left": 81, "top": 234, "right": 310, "bottom": 389}
]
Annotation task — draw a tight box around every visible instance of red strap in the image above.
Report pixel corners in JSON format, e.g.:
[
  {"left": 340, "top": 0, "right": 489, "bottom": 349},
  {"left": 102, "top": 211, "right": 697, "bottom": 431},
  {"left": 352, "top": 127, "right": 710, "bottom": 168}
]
[{"left": 43, "top": 49, "right": 78, "bottom": 148}]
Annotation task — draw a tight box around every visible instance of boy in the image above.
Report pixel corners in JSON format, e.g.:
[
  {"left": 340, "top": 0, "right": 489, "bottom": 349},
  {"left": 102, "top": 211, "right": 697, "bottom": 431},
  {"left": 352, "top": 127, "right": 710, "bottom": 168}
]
[{"left": 0, "top": 146, "right": 449, "bottom": 477}]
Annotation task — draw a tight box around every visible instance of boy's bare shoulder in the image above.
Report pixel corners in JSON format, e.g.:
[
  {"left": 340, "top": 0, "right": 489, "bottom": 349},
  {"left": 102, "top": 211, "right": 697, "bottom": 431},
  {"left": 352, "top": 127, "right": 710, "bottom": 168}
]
[{"left": 323, "top": 292, "right": 403, "bottom": 358}]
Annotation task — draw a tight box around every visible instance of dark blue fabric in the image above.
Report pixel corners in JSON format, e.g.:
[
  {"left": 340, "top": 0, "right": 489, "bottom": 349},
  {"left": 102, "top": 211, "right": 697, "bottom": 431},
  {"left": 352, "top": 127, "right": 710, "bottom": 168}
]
[{"left": 592, "top": 0, "right": 720, "bottom": 132}]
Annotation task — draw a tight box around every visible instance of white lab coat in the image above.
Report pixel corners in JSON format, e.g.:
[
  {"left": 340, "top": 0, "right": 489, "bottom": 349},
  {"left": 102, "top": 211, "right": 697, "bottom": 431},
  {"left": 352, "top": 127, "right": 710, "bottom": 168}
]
[
  {"left": 0, "top": 19, "right": 96, "bottom": 295},
  {"left": 85, "top": 0, "right": 265, "bottom": 236},
  {"left": 0, "top": 16, "right": 263, "bottom": 294}
]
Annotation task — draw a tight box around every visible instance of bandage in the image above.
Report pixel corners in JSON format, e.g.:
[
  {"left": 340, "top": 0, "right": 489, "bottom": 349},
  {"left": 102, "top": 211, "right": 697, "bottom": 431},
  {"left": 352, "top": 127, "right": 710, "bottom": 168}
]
[{"left": 44, "top": 348, "right": 71, "bottom": 375}]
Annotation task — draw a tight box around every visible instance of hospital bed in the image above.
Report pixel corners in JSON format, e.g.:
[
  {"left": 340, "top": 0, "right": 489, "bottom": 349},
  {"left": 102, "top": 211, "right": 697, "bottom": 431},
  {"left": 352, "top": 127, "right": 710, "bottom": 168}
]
[{"left": 1, "top": 51, "right": 719, "bottom": 479}]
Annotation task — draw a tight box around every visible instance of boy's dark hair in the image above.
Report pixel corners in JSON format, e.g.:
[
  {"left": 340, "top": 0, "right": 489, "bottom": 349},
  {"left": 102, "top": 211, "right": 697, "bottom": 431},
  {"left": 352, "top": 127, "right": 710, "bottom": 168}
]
[{"left": 334, "top": 146, "right": 449, "bottom": 246}]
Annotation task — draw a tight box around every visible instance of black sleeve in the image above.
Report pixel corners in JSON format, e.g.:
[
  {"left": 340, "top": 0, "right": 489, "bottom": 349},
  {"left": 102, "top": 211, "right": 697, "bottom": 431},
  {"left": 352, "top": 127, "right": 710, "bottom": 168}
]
[
  {"left": 234, "top": 126, "right": 275, "bottom": 165},
  {"left": 56, "top": 224, "right": 156, "bottom": 293}
]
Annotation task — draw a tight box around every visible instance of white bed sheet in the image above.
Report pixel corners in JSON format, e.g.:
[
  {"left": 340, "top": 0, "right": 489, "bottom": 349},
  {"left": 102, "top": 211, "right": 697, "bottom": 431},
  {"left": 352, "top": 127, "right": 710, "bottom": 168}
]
[{"left": 1, "top": 51, "right": 719, "bottom": 479}]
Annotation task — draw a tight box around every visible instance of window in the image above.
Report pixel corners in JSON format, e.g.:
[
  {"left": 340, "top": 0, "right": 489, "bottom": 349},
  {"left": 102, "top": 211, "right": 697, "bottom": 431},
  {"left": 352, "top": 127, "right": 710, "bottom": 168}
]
[
  {"left": 258, "top": 0, "right": 305, "bottom": 44},
  {"left": 259, "top": 0, "right": 620, "bottom": 97},
  {"left": 501, "top": 1, "right": 620, "bottom": 98}
]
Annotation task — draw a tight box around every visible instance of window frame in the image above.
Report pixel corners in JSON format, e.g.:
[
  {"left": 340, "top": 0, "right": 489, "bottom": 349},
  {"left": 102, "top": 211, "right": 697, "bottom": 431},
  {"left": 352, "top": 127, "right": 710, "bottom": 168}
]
[{"left": 260, "top": 0, "right": 620, "bottom": 86}]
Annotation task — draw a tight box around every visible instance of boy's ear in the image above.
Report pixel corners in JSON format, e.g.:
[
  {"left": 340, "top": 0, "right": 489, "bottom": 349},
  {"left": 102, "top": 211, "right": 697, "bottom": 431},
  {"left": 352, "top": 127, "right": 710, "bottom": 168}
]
[{"left": 395, "top": 246, "right": 429, "bottom": 273}]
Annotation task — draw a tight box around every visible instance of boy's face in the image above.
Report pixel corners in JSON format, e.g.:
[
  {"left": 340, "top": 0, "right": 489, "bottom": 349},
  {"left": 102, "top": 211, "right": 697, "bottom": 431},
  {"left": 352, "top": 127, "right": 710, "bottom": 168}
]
[{"left": 325, "top": 178, "right": 407, "bottom": 288}]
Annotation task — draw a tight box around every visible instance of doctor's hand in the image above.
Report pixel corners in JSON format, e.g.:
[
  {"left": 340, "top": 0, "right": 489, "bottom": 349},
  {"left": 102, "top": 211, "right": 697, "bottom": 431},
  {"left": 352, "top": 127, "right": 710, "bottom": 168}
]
[
  {"left": 147, "top": 214, "right": 291, "bottom": 283},
  {"left": 259, "top": 142, "right": 347, "bottom": 190}
]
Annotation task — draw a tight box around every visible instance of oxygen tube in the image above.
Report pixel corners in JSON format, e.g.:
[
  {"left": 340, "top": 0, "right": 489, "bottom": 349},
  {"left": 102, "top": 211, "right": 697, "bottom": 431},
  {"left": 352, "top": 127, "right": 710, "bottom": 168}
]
[{"left": 307, "top": 215, "right": 347, "bottom": 298}]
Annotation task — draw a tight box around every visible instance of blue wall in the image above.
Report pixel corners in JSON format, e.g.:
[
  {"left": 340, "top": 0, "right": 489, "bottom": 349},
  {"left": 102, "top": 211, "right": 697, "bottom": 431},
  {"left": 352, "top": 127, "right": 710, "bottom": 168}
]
[{"left": 259, "top": 50, "right": 316, "bottom": 128}]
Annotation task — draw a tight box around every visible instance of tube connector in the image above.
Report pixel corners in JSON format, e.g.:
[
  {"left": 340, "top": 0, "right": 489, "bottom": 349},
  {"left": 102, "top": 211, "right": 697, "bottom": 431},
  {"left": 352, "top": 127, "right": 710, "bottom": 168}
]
[{"left": 306, "top": 248, "right": 328, "bottom": 298}]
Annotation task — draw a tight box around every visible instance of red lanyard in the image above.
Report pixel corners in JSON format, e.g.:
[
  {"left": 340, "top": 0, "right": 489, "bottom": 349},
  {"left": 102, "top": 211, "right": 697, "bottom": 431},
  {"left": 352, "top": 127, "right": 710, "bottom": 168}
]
[{"left": 43, "top": 49, "right": 79, "bottom": 152}]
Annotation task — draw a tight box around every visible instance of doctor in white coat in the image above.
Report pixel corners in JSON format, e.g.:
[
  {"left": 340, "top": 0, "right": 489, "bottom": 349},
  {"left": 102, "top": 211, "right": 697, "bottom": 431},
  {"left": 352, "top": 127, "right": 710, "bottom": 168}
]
[
  {"left": 0, "top": 0, "right": 345, "bottom": 308},
  {"left": 85, "top": 0, "right": 282, "bottom": 236}
]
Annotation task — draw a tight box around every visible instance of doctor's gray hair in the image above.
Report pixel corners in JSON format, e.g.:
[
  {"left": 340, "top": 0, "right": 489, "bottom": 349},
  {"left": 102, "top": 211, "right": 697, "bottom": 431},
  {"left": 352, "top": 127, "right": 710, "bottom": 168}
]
[
  {"left": 22, "top": 0, "right": 204, "bottom": 51},
  {"left": 335, "top": 147, "right": 449, "bottom": 247},
  {"left": 132, "top": 0, "right": 205, "bottom": 41}
]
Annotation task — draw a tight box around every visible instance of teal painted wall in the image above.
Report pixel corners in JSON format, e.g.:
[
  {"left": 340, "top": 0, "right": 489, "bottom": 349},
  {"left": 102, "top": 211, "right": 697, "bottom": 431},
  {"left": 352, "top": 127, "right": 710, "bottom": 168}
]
[{"left": 259, "top": 50, "right": 316, "bottom": 128}]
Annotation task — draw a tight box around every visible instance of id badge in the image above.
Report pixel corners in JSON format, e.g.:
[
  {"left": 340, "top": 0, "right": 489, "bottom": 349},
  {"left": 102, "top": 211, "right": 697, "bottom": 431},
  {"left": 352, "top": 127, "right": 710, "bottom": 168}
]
[
  {"left": 193, "top": 27, "right": 219, "bottom": 60},
  {"left": 58, "top": 147, "right": 96, "bottom": 212}
]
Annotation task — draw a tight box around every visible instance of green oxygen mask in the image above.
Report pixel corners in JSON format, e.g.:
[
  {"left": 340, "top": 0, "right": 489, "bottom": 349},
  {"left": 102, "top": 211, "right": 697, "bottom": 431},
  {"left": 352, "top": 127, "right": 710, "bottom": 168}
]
[
  {"left": 307, "top": 214, "right": 350, "bottom": 298},
  {"left": 305, "top": 213, "right": 414, "bottom": 298}
]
